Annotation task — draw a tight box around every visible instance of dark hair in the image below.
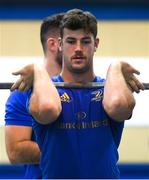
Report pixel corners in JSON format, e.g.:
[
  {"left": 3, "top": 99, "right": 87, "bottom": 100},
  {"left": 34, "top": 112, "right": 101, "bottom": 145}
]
[
  {"left": 40, "top": 13, "right": 64, "bottom": 53},
  {"left": 60, "top": 9, "right": 97, "bottom": 39}
]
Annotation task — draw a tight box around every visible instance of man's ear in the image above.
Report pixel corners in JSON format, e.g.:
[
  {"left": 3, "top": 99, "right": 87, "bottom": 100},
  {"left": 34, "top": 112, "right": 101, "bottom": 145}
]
[
  {"left": 58, "top": 37, "right": 62, "bottom": 51},
  {"left": 47, "top": 38, "right": 56, "bottom": 51},
  {"left": 94, "top": 38, "right": 99, "bottom": 52}
]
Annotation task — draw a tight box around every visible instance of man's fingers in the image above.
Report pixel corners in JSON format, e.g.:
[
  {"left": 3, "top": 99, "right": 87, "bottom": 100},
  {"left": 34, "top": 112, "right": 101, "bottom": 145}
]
[
  {"left": 128, "top": 80, "right": 140, "bottom": 93},
  {"left": 127, "top": 75, "right": 145, "bottom": 93},
  {"left": 133, "top": 69, "right": 140, "bottom": 75},
  {"left": 12, "top": 71, "right": 21, "bottom": 76},
  {"left": 18, "top": 81, "right": 27, "bottom": 91},
  {"left": 10, "top": 78, "right": 22, "bottom": 91},
  {"left": 23, "top": 85, "right": 31, "bottom": 92},
  {"left": 128, "top": 65, "right": 140, "bottom": 75},
  {"left": 12, "top": 67, "right": 26, "bottom": 76},
  {"left": 133, "top": 76, "right": 145, "bottom": 91}
]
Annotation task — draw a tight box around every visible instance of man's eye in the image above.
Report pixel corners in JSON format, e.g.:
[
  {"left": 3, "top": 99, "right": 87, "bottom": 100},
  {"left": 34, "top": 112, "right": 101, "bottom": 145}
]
[
  {"left": 67, "top": 40, "right": 75, "bottom": 44},
  {"left": 82, "top": 40, "right": 91, "bottom": 44}
]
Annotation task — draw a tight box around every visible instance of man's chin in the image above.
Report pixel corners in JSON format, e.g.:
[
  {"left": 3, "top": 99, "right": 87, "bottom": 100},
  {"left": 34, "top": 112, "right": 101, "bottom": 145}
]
[{"left": 70, "top": 66, "right": 88, "bottom": 74}]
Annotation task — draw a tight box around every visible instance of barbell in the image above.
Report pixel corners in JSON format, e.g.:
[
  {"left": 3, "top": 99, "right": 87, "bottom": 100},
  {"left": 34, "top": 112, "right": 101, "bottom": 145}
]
[{"left": 0, "top": 82, "right": 149, "bottom": 89}]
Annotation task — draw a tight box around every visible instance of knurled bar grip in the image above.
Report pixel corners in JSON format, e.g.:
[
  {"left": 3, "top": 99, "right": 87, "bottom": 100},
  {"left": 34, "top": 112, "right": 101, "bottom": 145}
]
[{"left": 0, "top": 82, "right": 149, "bottom": 90}]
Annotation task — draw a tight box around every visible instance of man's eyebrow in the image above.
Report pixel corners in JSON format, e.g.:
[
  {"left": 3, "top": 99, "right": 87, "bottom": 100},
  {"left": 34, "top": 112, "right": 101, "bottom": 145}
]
[
  {"left": 66, "top": 37, "right": 75, "bottom": 39},
  {"left": 82, "top": 37, "right": 91, "bottom": 40},
  {"left": 66, "top": 37, "right": 91, "bottom": 40}
]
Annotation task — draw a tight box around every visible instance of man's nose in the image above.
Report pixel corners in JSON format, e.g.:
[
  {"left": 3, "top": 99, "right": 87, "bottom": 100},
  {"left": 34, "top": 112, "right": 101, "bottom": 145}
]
[{"left": 75, "top": 42, "right": 83, "bottom": 52}]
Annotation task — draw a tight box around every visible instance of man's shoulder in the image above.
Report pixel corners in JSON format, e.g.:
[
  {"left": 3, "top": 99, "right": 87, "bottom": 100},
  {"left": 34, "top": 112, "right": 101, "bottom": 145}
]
[
  {"left": 95, "top": 76, "right": 105, "bottom": 83},
  {"left": 5, "top": 90, "right": 33, "bottom": 126},
  {"left": 7, "top": 90, "right": 28, "bottom": 104},
  {"left": 51, "top": 75, "right": 63, "bottom": 82}
]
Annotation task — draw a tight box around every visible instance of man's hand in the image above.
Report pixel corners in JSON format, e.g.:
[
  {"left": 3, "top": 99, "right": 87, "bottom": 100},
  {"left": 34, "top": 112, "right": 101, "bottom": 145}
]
[
  {"left": 11, "top": 64, "right": 34, "bottom": 91},
  {"left": 120, "top": 61, "right": 144, "bottom": 93}
]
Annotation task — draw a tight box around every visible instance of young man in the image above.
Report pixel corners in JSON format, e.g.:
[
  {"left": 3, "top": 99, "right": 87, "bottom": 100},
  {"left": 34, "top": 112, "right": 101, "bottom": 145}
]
[
  {"left": 4, "top": 13, "right": 64, "bottom": 179},
  {"left": 12, "top": 9, "right": 144, "bottom": 178}
]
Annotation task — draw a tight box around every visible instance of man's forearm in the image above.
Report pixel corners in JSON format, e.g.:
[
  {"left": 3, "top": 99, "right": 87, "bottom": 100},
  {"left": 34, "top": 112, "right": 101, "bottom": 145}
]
[
  {"left": 103, "top": 61, "right": 135, "bottom": 121},
  {"left": 29, "top": 64, "right": 61, "bottom": 124},
  {"left": 9, "top": 141, "right": 40, "bottom": 164}
]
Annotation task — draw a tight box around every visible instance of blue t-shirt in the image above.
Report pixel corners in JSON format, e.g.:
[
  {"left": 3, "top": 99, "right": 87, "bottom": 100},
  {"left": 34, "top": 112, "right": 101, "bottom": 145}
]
[
  {"left": 5, "top": 91, "right": 42, "bottom": 179},
  {"left": 30, "top": 75, "right": 124, "bottom": 179}
]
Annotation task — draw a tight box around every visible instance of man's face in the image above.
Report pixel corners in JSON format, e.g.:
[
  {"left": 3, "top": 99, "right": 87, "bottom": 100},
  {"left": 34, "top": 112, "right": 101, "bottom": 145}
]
[{"left": 61, "top": 28, "right": 99, "bottom": 74}]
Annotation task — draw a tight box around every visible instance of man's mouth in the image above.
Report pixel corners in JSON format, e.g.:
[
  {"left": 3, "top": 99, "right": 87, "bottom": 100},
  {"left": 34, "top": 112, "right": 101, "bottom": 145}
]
[
  {"left": 72, "top": 56, "right": 85, "bottom": 60},
  {"left": 71, "top": 57, "right": 85, "bottom": 63}
]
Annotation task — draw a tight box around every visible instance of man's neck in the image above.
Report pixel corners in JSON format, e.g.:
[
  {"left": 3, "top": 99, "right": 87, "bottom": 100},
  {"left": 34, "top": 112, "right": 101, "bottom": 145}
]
[
  {"left": 61, "top": 68, "right": 95, "bottom": 83},
  {"left": 44, "top": 58, "right": 61, "bottom": 77}
]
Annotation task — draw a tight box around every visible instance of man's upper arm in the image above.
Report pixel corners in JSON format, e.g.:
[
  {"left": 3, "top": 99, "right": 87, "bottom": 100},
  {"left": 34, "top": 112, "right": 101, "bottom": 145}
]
[
  {"left": 5, "top": 125, "right": 32, "bottom": 152},
  {"left": 5, "top": 91, "right": 33, "bottom": 150},
  {"left": 4, "top": 91, "right": 40, "bottom": 163}
]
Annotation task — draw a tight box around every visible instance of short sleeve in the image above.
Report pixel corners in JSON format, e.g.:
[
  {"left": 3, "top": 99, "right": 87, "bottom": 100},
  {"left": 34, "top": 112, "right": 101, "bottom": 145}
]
[{"left": 5, "top": 90, "right": 33, "bottom": 126}]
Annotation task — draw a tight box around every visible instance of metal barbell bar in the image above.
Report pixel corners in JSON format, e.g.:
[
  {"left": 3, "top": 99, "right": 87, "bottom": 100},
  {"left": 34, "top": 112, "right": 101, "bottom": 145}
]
[{"left": 0, "top": 82, "right": 149, "bottom": 89}]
